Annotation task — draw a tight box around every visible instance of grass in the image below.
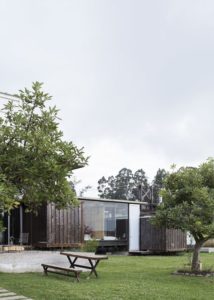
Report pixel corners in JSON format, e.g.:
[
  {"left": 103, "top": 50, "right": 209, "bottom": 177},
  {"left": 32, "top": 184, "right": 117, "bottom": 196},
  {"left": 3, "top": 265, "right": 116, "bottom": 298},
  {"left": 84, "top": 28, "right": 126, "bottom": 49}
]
[{"left": 0, "top": 253, "right": 214, "bottom": 300}]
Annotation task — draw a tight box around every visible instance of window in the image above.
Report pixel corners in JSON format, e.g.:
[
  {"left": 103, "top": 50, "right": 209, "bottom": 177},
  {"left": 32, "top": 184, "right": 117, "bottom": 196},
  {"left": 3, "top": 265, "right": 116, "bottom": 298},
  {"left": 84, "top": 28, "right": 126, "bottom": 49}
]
[{"left": 83, "top": 201, "right": 128, "bottom": 241}]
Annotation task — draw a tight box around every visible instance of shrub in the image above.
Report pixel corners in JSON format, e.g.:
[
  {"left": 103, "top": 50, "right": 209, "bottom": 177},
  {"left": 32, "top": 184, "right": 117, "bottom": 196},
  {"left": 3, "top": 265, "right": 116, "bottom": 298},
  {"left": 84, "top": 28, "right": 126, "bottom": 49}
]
[
  {"left": 0, "top": 219, "right": 5, "bottom": 233},
  {"left": 81, "top": 239, "right": 99, "bottom": 252}
]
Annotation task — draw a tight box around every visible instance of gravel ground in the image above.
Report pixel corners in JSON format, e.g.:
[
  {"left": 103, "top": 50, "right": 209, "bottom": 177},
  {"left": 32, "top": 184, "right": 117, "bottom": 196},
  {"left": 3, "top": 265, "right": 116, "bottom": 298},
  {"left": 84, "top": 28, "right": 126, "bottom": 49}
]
[{"left": 0, "top": 251, "right": 88, "bottom": 273}]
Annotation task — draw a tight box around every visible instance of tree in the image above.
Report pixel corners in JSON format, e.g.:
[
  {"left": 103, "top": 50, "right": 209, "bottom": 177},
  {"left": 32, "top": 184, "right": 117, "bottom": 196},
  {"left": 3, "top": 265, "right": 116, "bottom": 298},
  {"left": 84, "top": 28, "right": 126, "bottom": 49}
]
[
  {"left": 69, "top": 177, "right": 92, "bottom": 197},
  {"left": 132, "top": 169, "right": 150, "bottom": 201},
  {"left": 152, "top": 168, "right": 167, "bottom": 203},
  {"left": 98, "top": 168, "right": 149, "bottom": 200},
  {"left": 152, "top": 159, "right": 214, "bottom": 272},
  {"left": 0, "top": 82, "right": 88, "bottom": 216},
  {"left": 97, "top": 175, "right": 117, "bottom": 199}
]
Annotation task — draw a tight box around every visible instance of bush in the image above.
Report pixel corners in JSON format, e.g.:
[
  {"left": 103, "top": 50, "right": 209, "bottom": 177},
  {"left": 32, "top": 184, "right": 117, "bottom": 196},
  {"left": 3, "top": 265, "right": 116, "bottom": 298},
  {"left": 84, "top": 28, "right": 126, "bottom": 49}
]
[
  {"left": 81, "top": 239, "right": 99, "bottom": 252},
  {"left": 0, "top": 219, "right": 5, "bottom": 233}
]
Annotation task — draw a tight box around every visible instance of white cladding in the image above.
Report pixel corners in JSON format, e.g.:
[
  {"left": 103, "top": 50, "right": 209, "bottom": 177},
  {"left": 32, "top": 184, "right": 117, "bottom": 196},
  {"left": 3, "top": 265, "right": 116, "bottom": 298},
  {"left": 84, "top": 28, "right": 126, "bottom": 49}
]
[{"left": 129, "top": 204, "right": 140, "bottom": 251}]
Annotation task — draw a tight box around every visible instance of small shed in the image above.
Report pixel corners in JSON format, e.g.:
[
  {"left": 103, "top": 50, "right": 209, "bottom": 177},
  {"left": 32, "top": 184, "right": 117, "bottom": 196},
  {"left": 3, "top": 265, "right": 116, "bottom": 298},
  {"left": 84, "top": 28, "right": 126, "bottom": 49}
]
[{"left": 140, "top": 215, "right": 187, "bottom": 252}]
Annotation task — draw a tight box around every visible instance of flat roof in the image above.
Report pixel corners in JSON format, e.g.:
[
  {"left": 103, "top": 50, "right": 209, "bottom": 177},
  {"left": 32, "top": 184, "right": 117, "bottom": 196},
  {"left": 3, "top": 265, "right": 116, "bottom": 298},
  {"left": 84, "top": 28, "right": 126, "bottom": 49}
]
[{"left": 78, "top": 196, "right": 147, "bottom": 205}]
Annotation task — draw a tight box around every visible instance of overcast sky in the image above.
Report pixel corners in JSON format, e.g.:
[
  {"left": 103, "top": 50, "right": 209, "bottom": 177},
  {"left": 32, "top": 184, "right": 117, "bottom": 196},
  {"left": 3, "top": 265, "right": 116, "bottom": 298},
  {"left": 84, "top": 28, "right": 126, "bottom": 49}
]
[{"left": 1, "top": 0, "right": 214, "bottom": 196}]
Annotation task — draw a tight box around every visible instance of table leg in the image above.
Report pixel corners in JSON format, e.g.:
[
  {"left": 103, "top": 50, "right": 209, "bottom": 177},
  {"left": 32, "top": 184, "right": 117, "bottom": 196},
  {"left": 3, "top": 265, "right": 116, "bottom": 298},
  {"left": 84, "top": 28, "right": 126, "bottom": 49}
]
[
  {"left": 67, "top": 255, "right": 78, "bottom": 268},
  {"left": 88, "top": 259, "right": 100, "bottom": 277},
  {"left": 43, "top": 265, "right": 48, "bottom": 275}
]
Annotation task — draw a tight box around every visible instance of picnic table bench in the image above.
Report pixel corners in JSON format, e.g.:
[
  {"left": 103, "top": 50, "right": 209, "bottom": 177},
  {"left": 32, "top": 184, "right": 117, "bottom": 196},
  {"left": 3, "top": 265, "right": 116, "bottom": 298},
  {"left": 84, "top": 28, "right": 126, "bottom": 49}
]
[
  {"left": 60, "top": 251, "right": 108, "bottom": 278},
  {"left": 41, "top": 263, "right": 82, "bottom": 282},
  {"left": 41, "top": 252, "right": 108, "bottom": 282}
]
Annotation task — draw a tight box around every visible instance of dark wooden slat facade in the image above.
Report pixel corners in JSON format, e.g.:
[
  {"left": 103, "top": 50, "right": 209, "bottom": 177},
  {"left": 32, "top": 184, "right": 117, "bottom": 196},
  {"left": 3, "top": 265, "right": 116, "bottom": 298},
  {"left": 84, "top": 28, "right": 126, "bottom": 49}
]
[
  {"left": 3, "top": 199, "right": 187, "bottom": 252},
  {"left": 24, "top": 205, "right": 47, "bottom": 246},
  {"left": 42, "top": 203, "right": 83, "bottom": 248},
  {"left": 140, "top": 216, "right": 186, "bottom": 252},
  {"left": 5, "top": 203, "right": 83, "bottom": 248}
]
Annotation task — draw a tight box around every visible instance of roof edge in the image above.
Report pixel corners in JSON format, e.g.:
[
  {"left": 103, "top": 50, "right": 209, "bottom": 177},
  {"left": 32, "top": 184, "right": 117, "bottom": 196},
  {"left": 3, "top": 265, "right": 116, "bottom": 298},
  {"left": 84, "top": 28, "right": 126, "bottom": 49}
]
[{"left": 78, "top": 196, "right": 148, "bottom": 205}]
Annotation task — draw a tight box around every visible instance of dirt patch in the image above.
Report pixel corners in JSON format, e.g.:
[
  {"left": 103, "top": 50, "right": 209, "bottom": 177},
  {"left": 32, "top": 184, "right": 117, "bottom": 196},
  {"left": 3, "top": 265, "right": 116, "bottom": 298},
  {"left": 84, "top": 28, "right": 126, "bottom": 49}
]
[{"left": 172, "top": 270, "right": 214, "bottom": 277}]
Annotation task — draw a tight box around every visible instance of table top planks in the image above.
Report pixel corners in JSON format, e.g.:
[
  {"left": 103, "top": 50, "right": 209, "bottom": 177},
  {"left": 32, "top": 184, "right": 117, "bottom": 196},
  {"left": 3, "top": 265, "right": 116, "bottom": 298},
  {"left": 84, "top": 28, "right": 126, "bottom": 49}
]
[{"left": 60, "top": 251, "right": 108, "bottom": 260}]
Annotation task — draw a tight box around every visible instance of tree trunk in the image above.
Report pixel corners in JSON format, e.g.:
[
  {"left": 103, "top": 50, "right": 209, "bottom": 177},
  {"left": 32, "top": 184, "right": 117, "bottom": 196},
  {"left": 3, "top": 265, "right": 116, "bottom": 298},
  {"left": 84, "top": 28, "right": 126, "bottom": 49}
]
[{"left": 191, "top": 241, "right": 204, "bottom": 272}]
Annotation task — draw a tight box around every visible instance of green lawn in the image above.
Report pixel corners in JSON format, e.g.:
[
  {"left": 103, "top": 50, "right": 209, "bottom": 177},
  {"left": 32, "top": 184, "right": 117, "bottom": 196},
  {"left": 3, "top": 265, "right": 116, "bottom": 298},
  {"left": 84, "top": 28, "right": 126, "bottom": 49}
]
[{"left": 0, "top": 254, "right": 213, "bottom": 300}]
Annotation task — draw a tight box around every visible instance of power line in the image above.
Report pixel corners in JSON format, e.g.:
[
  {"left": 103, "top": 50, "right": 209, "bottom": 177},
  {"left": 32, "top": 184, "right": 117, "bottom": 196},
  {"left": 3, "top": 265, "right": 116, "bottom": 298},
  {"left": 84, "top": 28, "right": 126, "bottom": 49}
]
[{"left": 0, "top": 92, "right": 20, "bottom": 102}]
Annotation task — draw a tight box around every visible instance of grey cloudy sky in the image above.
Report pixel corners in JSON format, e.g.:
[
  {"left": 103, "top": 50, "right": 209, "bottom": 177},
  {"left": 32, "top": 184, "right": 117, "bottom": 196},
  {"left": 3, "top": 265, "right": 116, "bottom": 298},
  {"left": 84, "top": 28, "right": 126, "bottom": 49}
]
[{"left": 1, "top": 0, "right": 214, "bottom": 196}]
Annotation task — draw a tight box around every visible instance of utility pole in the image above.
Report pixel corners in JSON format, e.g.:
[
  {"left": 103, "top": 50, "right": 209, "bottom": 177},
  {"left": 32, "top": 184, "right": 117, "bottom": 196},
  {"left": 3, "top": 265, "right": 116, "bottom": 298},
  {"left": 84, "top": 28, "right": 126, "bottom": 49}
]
[
  {"left": 151, "top": 185, "right": 153, "bottom": 203},
  {"left": 138, "top": 184, "right": 142, "bottom": 201}
]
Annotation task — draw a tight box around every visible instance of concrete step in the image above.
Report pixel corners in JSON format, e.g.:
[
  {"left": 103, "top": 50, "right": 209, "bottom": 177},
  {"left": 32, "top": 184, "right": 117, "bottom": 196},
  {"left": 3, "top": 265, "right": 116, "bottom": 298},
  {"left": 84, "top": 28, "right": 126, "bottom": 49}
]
[{"left": 0, "top": 288, "right": 32, "bottom": 300}]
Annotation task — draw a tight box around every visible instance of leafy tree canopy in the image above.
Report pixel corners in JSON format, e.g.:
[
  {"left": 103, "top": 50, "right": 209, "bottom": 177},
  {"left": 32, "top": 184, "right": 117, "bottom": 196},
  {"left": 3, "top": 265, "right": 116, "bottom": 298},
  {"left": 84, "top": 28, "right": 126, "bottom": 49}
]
[
  {"left": 152, "top": 159, "right": 214, "bottom": 271},
  {"left": 0, "top": 82, "right": 88, "bottom": 214},
  {"left": 98, "top": 168, "right": 167, "bottom": 202},
  {"left": 98, "top": 168, "right": 149, "bottom": 200}
]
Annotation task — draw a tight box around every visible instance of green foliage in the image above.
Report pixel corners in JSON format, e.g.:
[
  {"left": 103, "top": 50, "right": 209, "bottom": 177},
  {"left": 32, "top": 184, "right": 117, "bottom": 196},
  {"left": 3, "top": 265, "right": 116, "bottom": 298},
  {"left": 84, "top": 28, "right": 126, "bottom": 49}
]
[
  {"left": 97, "top": 168, "right": 149, "bottom": 200},
  {"left": 97, "top": 167, "right": 167, "bottom": 202},
  {"left": 153, "top": 160, "right": 214, "bottom": 241},
  {"left": 0, "top": 173, "right": 19, "bottom": 211},
  {"left": 0, "top": 219, "right": 5, "bottom": 232},
  {"left": 81, "top": 239, "right": 99, "bottom": 252},
  {"left": 0, "top": 82, "right": 88, "bottom": 212},
  {"left": 152, "top": 158, "right": 214, "bottom": 271}
]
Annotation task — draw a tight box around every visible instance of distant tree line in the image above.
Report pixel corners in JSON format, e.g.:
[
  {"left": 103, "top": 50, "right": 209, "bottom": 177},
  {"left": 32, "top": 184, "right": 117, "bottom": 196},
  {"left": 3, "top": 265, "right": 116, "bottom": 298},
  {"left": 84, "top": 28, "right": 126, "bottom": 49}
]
[{"left": 97, "top": 168, "right": 166, "bottom": 202}]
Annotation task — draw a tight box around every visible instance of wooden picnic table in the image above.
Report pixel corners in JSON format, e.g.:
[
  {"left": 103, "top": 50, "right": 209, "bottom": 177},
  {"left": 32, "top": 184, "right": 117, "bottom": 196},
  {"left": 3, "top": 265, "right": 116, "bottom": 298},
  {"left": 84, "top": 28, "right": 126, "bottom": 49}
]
[{"left": 60, "top": 251, "right": 108, "bottom": 278}]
